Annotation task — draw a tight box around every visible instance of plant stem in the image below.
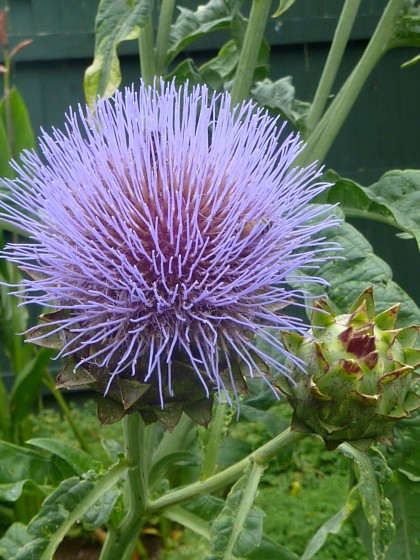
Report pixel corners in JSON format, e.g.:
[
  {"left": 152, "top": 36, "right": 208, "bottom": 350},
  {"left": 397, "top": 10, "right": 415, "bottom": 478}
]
[
  {"left": 306, "top": 0, "right": 362, "bottom": 135},
  {"left": 42, "top": 371, "right": 91, "bottom": 454},
  {"left": 223, "top": 459, "right": 266, "bottom": 560},
  {"left": 100, "top": 413, "right": 149, "bottom": 560},
  {"left": 230, "top": 0, "right": 272, "bottom": 106},
  {"left": 139, "top": 17, "right": 157, "bottom": 86},
  {"left": 148, "top": 427, "right": 306, "bottom": 514},
  {"left": 155, "top": 0, "right": 176, "bottom": 75},
  {"left": 40, "top": 459, "right": 127, "bottom": 560},
  {"left": 201, "top": 401, "right": 227, "bottom": 480},
  {"left": 298, "top": 0, "right": 406, "bottom": 168}
]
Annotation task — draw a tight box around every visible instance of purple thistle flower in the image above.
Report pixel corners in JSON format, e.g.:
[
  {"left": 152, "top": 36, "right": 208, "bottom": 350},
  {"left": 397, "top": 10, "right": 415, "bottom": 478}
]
[{"left": 0, "top": 81, "right": 339, "bottom": 408}]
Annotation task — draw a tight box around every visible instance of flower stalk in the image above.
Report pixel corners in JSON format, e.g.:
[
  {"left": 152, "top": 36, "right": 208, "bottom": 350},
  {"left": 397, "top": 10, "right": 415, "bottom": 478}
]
[
  {"left": 201, "top": 401, "right": 228, "bottom": 480},
  {"left": 100, "top": 413, "right": 150, "bottom": 560},
  {"left": 148, "top": 428, "right": 306, "bottom": 514},
  {"left": 299, "top": 0, "right": 406, "bottom": 167},
  {"left": 139, "top": 17, "right": 157, "bottom": 86},
  {"left": 305, "top": 0, "right": 362, "bottom": 135},
  {"left": 155, "top": 0, "right": 176, "bottom": 75},
  {"left": 230, "top": 0, "right": 272, "bottom": 105}
]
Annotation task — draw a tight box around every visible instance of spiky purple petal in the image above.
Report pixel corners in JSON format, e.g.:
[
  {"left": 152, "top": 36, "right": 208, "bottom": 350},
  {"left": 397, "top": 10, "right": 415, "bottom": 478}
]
[{"left": 0, "top": 81, "right": 339, "bottom": 404}]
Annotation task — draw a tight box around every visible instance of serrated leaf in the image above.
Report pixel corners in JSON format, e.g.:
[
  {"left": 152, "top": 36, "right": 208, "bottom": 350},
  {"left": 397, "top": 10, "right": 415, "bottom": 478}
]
[
  {"left": 233, "top": 507, "right": 264, "bottom": 557},
  {"left": 0, "top": 523, "right": 32, "bottom": 560},
  {"left": 82, "top": 488, "right": 121, "bottom": 530},
  {"left": 322, "top": 170, "right": 420, "bottom": 251},
  {"left": 27, "top": 438, "right": 100, "bottom": 476},
  {"left": 84, "top": 0, "right": 154, "bottom": 106},
  {"left": 207, "top": 462, "right": 265, "bottom": 559},
  {"left": 7, "top": 460, "right": 127, "bottom": 560},
  {"left": 0, "top": 441, "right": 61, "bottom": 501},
  {"left": 251, "top": 78, "right": 311, "bottom": 134},
  {"left": 167, "top": 0, "right": 238, "bottom": 65}
]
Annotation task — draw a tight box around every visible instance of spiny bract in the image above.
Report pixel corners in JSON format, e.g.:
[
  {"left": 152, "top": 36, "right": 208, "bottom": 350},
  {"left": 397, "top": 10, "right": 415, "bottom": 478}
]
[{"left": 278, "top": 288, "right": 420, "bottom": 449}]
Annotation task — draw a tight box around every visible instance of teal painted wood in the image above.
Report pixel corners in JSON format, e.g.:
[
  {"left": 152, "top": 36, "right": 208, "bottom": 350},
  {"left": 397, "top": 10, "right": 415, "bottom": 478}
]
[{"left": 5, "top": 0, "right": 388, "bottom": 62}]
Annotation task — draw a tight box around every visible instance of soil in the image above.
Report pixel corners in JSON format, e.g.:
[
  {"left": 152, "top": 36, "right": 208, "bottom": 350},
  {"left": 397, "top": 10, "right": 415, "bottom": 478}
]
[
  {"left": 54, "top": 534, "right": 162, "bottom": 560},
  {"left": 55, "top": 538, "right": 101, "bottom": 560}
]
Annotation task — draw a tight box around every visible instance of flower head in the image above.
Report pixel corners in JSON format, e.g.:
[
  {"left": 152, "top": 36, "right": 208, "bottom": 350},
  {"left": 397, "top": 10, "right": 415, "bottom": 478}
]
[{"left": 0, "top": 81, "right": 338, "bottom": 421}]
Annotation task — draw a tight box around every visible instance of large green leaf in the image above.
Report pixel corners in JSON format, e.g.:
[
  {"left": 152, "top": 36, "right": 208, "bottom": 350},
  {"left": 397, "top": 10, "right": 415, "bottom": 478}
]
[
  {"left": 321, "top": 170, "right": 420, "bottom": 250},
  {"left": 206, "top": 463, "right": 265, "bottom": 559},
  {"left": 84, "top": 0, "right": 154, "bottom": 106},
  {"left": 0, "top": 441, "right": 61, "bottom": 502},
  {"left": 27, "top": 438, "right": 100, "bottom": 476},
  {"left": 0, "top": 461, "right": 126, "bottom": 560},
  {"left": 291, "top": 209, "right": 420, "bottom": 326},
  {"left": 167, "top": 0, "right": 240, "bottom": 65}
]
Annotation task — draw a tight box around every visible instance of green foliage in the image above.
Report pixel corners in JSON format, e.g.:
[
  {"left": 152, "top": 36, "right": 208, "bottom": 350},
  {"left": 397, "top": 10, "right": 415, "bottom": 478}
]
[
  {"left": 84, "top": 0, "right": 155, "bottom": 106},
  {"left": 321, "top": 170, "right": 420, "bottom": 251},
  {"left": 0, "top": 88, "right": 35, "bottom": 179}
]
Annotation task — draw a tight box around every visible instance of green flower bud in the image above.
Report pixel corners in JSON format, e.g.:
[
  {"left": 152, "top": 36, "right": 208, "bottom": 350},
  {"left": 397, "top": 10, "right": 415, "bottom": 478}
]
[{"left": 277, "top": 288, "right": 420, "bottom": 449}]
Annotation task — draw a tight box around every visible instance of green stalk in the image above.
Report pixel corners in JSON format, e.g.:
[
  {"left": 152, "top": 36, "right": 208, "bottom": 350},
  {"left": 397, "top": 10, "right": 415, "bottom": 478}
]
[
  {"left": 100, "top": 413, "right": 150, "bottom": 560},
  {"left": 222, "top": 459, "right": 265, "bottom": 560},
  {"left": 148, "top": 427, "right": 306, "bottom": 514},
  {"left": 139, "top": 17, "right": 157, "bottom": 86},
  {"left": 201, "top": 401, "right": 227, "bottom": 480},
  {"left": 42, "top": 371, "right": 91, "bottom": 454},
  {"left": 298, "top": 0, "right": 406, "bottom": 168},
  {"left": 0, "top": 375, "right": 11, "bottom": 440},
  {"left": 153, "top": 413, "right": 195, "bottom": 464},
  {"left": 40, "top": 459, "right": 127, "bottom": 560},
  {"left": 305, "top": 0, "right": 362, "bottom": 135},
  {"left": 155, "top": 0, "right": 176, "bottom": 75},
  {"left": 230, "top": 0, "right": 272, "bottom": 106}
]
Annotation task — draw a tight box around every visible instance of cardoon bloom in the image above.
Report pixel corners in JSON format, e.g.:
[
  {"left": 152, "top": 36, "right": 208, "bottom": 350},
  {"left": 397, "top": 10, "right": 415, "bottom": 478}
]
[{"left": 0, "top": 81, "right": 338, "bottom": 423}]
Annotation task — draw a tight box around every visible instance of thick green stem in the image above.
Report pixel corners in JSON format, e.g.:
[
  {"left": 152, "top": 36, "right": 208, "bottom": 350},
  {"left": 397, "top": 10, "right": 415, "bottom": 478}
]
[
  {"left": 201, "top": 401, "right": 227, "bottom": 480},
  {"left": 230, "top": 0, "right": 272, "bottom": 106},
  {"left": 153, "top": 413, "right": 196, "bottom": 466},
  {"left": 306, "top": 0, "right": 362, "bottom": 135},
  {"left": 139, "top": 18, "right": 157, "bottom": 86},
  {"left": 100, "top": 413, "right": 149, "bottom": 560},
  {"left": 155, "top": 0, "right": 176, "bottom": 75},
  {"left": 148, "top": 427, "right": 306, "bottom": 514},
  {"left": 298, "top": 0, "right": 406, "bottom": 168},
  {"left": 222, "top": 459, "right": 266, "bottom": 560}
]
